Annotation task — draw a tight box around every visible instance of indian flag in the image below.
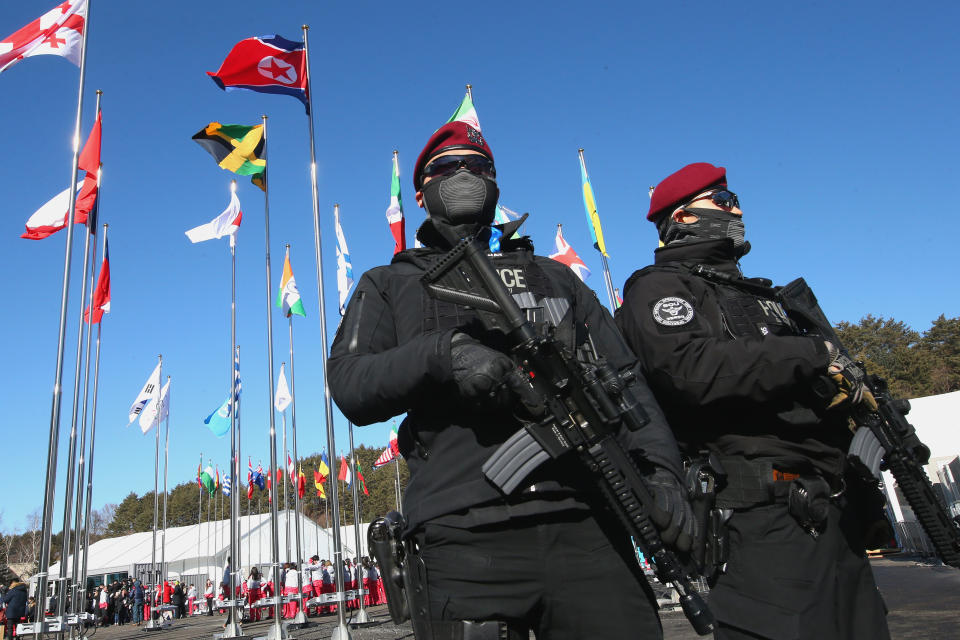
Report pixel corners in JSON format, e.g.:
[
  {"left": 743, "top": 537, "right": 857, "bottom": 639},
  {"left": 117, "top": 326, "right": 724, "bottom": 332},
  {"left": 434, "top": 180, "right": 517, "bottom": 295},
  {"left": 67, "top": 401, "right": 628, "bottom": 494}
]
[
  {"left": 276, "top": 247, "right": 305, "bottom": 317},
  {"left": 446, "top": 90, "right": 481, "bottom": 131}
]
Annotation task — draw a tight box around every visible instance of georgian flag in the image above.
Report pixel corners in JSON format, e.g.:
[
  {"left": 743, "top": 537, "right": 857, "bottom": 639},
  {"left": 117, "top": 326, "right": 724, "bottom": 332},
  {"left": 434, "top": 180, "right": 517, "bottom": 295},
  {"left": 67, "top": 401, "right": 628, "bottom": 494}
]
[
  {"left": 549, "top": 225, "right": 591, "bottom": 282},
  {"left": 0, "top": 0, "right": 87, "bottom": 73}
]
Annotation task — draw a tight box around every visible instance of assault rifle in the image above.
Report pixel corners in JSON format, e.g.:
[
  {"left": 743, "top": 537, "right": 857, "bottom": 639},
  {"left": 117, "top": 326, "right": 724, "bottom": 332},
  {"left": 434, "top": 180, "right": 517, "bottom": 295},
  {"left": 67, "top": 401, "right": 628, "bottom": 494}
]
[
  {"left": 419, "top": 230, "right": 714, "bottom": 635},
  {"left": 692, "top": 265, "right": 960, "bottom": 568}
]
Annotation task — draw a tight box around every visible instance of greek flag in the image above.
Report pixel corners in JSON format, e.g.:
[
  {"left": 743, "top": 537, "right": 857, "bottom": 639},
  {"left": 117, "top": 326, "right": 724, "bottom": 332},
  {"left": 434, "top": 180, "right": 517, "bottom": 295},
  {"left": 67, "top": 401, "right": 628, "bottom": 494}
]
[
  {"left": 204, "top": 347, "right": 242, "bottom": 437},
  {"left": 222, "top": 473, "right": 232, "bottom": 496}
]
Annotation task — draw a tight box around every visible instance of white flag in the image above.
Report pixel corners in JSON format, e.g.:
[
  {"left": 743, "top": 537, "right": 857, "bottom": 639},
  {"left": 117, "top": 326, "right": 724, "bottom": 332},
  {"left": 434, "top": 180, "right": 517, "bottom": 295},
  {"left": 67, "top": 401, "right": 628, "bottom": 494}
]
[
  {"left": 334, "top": 206, "right": 354, "bottom": 315},
  {"left": 274, "top": 363, "right": 291, "bottom": 412},
  {"left": 185, "top": 191, "right": 242, "bottom": 245},
  {"left": 139, "top": 379, "right": 170, "bottom": 434},
  {"left": 128, "top": 362, "right": 161, "bottom": 423}
]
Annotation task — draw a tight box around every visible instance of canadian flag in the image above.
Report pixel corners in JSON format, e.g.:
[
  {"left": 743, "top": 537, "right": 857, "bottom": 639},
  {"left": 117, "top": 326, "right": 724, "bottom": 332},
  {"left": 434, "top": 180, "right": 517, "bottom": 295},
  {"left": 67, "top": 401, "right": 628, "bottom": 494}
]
[
  {"left": 0, "top": 0, "right": 87, "bottom": 74},
  {"left": 548, "top": 225, "right": 591, "bottom": 282}
]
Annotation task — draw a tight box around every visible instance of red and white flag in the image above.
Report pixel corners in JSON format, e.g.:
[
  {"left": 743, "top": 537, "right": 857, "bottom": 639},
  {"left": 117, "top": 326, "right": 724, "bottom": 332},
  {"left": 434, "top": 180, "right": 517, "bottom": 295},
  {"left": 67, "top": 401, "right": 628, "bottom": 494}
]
[
  {"left": 22, "top": 108, "right": 100, "bottom": 240},
  {"left": 549, "top": 225, "right": 591, "bottom": 282},
  {"left": 0, "top": 0, "right": 87, "bottom": 74},
  {"left": 83, "top": 236, "right": 110, "bottom": 323},
  {"left": 287, "top": 454, "right": 296, "bottom": 485},
  {"left": 373, "top": 447, "right": 395, "bottom": 468}
]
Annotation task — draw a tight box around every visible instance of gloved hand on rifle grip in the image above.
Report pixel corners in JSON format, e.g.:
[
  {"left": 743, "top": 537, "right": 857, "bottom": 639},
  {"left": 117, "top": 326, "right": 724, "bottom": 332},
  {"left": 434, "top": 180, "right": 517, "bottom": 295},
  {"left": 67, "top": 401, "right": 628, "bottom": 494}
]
[
  {"left": 823, "top": 341, "right": 878, "bottom": 411},
  {"left": 449, "top": 332, "right": 515, "bottom": 402},
  {"left": 646, "top": 467, "right": 697, "bottom": 554}
]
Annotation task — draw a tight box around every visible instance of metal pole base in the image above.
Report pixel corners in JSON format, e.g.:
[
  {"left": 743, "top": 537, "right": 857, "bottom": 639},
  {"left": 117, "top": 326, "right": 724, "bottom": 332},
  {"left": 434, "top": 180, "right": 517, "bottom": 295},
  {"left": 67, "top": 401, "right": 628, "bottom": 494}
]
[
  {"left": 142, "top": 618, "right": 171, "bottom": 631},
  {"left": 262, "top": 620, "right": 289, "bottom": 640},
  {"left": 220, "top": 620, "right": 245, "bottom": 638},
  {"left": 350, "top": 608, "right": 371, "bottom": 625},
  {"left": 288, "top": 609, "right": 309, "bottom": 628},
  {"left": 330, "top": 622, "right": 353, "bottom": 640}
]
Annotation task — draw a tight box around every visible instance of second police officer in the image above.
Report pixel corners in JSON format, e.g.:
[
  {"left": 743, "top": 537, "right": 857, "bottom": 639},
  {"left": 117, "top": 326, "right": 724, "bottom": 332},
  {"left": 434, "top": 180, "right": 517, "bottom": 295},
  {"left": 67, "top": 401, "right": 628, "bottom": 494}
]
[
  {"left": 616, "top": 162, "right": 891, "bottom": 640},
  {"left": 329, "top": 120, "right": 694, "bottom": 639}
]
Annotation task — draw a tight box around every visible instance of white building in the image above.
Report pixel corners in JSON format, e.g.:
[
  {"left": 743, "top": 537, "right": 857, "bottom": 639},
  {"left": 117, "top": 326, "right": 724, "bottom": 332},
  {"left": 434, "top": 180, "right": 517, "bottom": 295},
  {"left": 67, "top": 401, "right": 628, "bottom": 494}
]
[{"left": 42, "top": 510, "right": 371, "bottom": 592}]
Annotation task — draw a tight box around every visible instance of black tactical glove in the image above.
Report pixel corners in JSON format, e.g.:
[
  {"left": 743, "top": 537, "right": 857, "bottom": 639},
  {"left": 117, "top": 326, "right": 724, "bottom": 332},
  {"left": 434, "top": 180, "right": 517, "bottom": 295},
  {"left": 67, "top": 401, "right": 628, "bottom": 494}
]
[
  {"left": 646, "top": 467, "right": 697, "bottom": 554},
  {"left": 823, "top": 341, "right": 878, "bottom": 411},
  {"left": 449, "top": 332, "right": 515, "bottom": 402}
]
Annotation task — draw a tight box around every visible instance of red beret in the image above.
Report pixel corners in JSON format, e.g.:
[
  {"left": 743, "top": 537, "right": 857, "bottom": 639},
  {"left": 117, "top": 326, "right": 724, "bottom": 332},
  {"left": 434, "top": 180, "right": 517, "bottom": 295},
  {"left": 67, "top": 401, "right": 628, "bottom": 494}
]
[
  {"left": 647, "top": 162, "right": 726, "bottom": 221},
  {"left": 413, "top": 121, "right": 494, "bottom": 191}
]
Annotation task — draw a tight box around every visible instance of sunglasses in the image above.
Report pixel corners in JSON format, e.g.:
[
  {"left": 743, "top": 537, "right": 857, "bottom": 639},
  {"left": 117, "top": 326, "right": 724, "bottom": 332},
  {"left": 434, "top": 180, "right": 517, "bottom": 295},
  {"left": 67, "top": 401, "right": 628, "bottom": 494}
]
[
  {"left": 421, "top": 154, "right": 496, "bottom": 184},
  {"left": 683, "top": 188, "right": 740, "bottom": 210}
]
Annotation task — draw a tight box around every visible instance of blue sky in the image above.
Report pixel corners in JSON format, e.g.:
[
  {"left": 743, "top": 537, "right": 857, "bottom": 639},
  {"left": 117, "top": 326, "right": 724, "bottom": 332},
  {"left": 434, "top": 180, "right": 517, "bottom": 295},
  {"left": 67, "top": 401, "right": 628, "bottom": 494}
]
[{"left": 1, "top": 0, "right": 958, "bottom": 531}]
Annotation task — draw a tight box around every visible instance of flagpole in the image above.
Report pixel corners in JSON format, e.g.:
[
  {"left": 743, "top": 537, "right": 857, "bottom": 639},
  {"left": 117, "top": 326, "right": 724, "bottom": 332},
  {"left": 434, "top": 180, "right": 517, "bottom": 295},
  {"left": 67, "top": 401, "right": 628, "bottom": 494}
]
[
  {"left": 79, "top": 222, "right": 107, "bottom": 612},
  {"left": 577, "top": 149, "right": 617, "bottom": 312},
  {"left": 395, "top": 460, "right": 401, "bottom": 513},
  {"left": 257, "top": 114, "right": 286, "bottom": 640},
  {"left": 146, "top": 354, "right": 163, "bottom": 630},
  {"left": 206, "top": 478, "right": 211, "bottom": 583},
  {"left": 281, "top": 400, "right": 291, "bottom": 561},
  {"left": 34, "top": 0, "right": 93, "bottom": 626},
  {"left": 286, "top": 293, "right": 308, "bottom": 624},
  {"left": 301, "top": 28, "right": 351, "bottom": 639},
  {"left": 223, "top": 171, "right": 243, "bottom": 638},
  {"left": 69, "top": 87, "right": 102, "bottom": 619},
  {"left": 465, "top": 83, "right": 473, "bottom": 101},
  {"left": 198, "top": 453, "right": 203, "bottom": 583},
  {"left": 347, "top": 425, "right": 368, "bottom": 623},
  {"left": 161, "top": 377, "right": 171, "bottom": 609}
]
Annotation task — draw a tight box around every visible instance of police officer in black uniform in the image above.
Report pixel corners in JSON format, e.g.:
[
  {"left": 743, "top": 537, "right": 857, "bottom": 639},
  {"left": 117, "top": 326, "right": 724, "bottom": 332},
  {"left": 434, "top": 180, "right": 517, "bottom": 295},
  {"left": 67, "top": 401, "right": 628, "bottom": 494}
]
[
  {"left": 615, "top": 162, "right": 891, "bottom": 640},
  {"left": 328, "top": 121, "right": 694, "bottom": 639}
]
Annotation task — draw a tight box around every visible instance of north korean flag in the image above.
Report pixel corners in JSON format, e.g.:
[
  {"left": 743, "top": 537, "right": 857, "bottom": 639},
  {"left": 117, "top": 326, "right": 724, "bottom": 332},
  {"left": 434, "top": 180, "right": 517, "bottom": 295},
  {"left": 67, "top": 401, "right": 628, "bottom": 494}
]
[{"left": 207, "top": 35, "right": 309, "bottom": 112}]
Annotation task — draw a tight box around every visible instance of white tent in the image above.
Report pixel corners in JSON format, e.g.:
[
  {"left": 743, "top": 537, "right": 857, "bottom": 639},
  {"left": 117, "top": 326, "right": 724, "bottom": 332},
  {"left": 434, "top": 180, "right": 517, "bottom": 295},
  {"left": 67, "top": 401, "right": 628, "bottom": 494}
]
[{"left": 45, "top": 511, "right": 370, "bottom": 589}]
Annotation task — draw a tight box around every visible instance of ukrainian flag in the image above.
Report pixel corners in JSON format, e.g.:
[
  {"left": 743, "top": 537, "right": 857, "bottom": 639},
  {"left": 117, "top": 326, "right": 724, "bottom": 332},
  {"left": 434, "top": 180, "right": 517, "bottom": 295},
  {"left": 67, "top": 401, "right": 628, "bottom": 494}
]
[{"left": 579, "top": 153, "right": 608, "bottom": 257}]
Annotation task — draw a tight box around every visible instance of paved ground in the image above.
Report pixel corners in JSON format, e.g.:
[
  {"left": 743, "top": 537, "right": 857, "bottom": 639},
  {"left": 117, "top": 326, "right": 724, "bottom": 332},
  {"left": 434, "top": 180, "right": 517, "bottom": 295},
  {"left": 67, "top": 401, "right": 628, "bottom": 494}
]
[{"left": 64, "top": 556, "right": 959, "bottom": 639}]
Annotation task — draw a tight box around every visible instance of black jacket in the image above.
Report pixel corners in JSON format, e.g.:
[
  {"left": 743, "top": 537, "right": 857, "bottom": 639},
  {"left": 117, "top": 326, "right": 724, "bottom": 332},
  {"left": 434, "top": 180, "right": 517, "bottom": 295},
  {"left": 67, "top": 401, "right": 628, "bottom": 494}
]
[
  {"left": 329, "top": 225, "right": 682, "bottom": 531},
  {"left": 3, "top": 583, "right": 29, "bottom": 620},
  {"left": 615, "top": 239, "right": 847, "bottom": 477}
]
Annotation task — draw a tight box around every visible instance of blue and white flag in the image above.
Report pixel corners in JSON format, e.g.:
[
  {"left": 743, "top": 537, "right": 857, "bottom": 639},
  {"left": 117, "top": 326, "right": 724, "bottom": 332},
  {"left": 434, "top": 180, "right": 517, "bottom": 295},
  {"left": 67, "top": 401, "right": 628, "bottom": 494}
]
[
  {"left": 488, "top": 204, "right": 522, "bottom": 252},
  {"left": 334, "top": 205, "right": 354, "bottom": 315},
  {"left": 204, "top": 347, "right": 241, "bottom": 437},
  {"left": 222, "top": 472, "right": 232, "bottom": 496}
]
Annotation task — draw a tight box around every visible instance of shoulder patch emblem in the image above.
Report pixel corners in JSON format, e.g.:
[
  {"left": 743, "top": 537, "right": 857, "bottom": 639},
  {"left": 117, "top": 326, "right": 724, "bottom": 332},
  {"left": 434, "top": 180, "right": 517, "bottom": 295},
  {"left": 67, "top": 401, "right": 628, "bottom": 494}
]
[{"left": 652, "top": 297, "right": 694, "bottom": 326}]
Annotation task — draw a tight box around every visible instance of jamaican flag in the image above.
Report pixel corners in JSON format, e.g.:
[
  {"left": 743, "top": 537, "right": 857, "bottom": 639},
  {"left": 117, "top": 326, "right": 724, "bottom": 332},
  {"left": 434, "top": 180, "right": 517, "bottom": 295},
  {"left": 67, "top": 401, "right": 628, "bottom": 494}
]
[{"left": 193, "top": 122, "right": 266, "bottom": 191}]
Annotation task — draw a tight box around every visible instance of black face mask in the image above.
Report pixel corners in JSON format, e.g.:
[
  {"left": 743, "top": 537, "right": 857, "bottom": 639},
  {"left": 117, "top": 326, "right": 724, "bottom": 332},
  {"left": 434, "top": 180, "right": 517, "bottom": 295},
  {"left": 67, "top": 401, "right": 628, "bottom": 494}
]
[
  {"left": 661, "top": 207, "right": 746, "bottom": 252},
  {"left": 421, "top": 168, "right": 499, "bottom": 227}
]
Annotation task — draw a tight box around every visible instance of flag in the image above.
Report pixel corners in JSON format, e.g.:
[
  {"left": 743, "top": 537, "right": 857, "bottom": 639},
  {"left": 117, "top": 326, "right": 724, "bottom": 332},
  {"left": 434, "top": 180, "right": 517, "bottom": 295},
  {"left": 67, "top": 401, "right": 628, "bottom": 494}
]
[
  {"left": 128, "top": 362, "right": 161, "bottom": 423},
  {"left": 201, "top": 465, "right": 215, "bottom": 497},
  {"left": 356, "top": 463, "right": 369, "bottom": 496},
  {"left": 549, "top": 225, "right": 591, "bottom": 282},
  {"left": 373, "top": 447, "right": 395, "bottom": 469},
  {"left": 313, "top": 470, "right": 326, "bottom": 499},
  {"left": 192, "top": 123, "right": 266, "bottom": 191},
  {"left": 203, "top": 347, "right": 241, "bottom": 437},
  {"left": 579, "top": 154, "right": 609, "bottom": 257},
  {"left": 0, "top": 0, "right": 86, "bottom": 74},
  {"left": 277, "top": 468, "right": 284, "bottom": 486},
  {"left": 185, "top": 190, "right": 243, "bottom": 244},
  {"left": 487, "top": 204, "right": 523, "bottom": 252},
  {"left": 223, "top": 472, "right": 232, "bottom": 497},
  {"left": 76, "top": 107, "right": 101, "bottom": 231},
  {"left": 207, "top": 35, "right": 308, "bottom": 112},
  {"left": 287, "top": 454, "right": 295, "bottom": 485},
  {"left": 390, "top": 428, "right": 399, "bottom": 455},
  {"left": 334, "top": 206, "right": 354, "bottom": 315},
  {"left": 84, "top": 237, "right": 110, "bottom": 323},
  {"left": 274, "top": 363, "right": 291, "bottom": 412},
  {"left": 197, "top": 462, "right": 203, "bottom": 489},
  {"left": 297, "top": 465, "right": 306, "bottom": 499},
  {"left": 276, "top": 247, "right": 305, "bottom": 317},
  {"left": 266, "top": 473, "right": 272, "bottom": 503},
  {"left": 247, "top": 459, "right": 254, "bottom": 499},
  {"left": 215, "top": 467, "right": 221, "bottom": 491},
  {"left": 254, "top": 462, "right": 266, "bottom": 489},
  {"left": 338, "top": 455, "right": 352, "bottom": 486},
  {"left": 385, "top": 154, "right": 405, "bottom": 255},
  {"left": 318, "top": 452, "right": 330, "bottom": 483},
  {"left": 21, "top": 110, "right": 101, "bottom": 240},
  {"left": 138, "top": 378, "right": 170, "bottom": 434},
  {"left": 446, "top": 90, "right": 481, "bottom": 131}
]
